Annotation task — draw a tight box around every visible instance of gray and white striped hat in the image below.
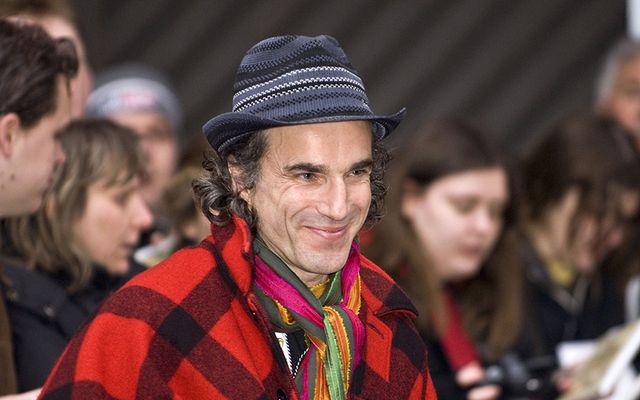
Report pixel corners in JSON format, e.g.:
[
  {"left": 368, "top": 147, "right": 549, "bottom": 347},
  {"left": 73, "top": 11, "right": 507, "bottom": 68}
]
[
  {"left": 203, "top": 35, "right": 406, "bottom": 154},
  {"left": 86, "top": 63, "right": 183, "bottom": 132}
]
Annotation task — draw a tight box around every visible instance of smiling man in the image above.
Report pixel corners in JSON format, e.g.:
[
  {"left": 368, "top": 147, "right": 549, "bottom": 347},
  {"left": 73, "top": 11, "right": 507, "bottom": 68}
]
[{"left": 40, "top": 35, "right": 437, "bottom": 399}]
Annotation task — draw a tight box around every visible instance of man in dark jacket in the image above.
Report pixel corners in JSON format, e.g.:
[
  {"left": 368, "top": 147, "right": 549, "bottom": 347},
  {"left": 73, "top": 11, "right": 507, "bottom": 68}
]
[
  {"left": 0, "top": 18, "right": 77, "bottom": 396},
  {"left": 40, "top": 35, "right": 437, "bottom": 399}
]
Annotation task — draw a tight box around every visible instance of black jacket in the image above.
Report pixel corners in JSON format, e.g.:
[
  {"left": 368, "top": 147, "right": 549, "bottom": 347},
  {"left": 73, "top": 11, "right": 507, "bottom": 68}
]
[
  {"left": 423, "top": 335, "right": 468, "bottom": 399},
  {"left": 0, "top": 259, "right": 142, "bottom": 391},
  {"left": 507, "top": 242, "right": 626, "bottom": 399},
  {"left": 520, "top": 242, "right": 625, "bottom": 359}
]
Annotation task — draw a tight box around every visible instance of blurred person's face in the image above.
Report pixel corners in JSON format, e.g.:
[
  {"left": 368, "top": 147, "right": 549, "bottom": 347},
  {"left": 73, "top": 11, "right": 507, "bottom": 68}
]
[
  {"left": 181, "top": 211, "right": 211, "bottom": 242},
  {"left": 569, "top": 214, "right": 603, "bottom": 273},
  {"left": 569, "top": 188, "right": 640, "bottom": 273},
  {"left": 110, "top": 111, "right": 178, "bottom": 208},
  {"left": 0, "top": 76, "right": 69, "bottom": 216},
  {"left": 600, "top": 55, "right": 640, "bottom": 150},
  {"left": 72, "top": 175, "right": 153, "bottom": 275},
  {"left": 238, "top": 121, "right": 373, "bottom": 287},
  {"left": 402, "top": 167, "right": 508, "bottom": 282}
]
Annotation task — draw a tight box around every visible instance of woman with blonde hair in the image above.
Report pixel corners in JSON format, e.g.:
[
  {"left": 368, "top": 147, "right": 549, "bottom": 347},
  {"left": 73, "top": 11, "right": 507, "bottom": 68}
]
[{"left": 0, "top": 119, "right": 153, "bottom": 392}]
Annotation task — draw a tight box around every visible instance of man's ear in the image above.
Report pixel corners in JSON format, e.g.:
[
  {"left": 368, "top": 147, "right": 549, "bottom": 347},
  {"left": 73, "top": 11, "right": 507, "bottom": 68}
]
[
  {"left": 0, "top": 113, "right": 21, "bottom": 158},
  {"left": 227, "top": 156, "right": 251, "bottom": 203}
]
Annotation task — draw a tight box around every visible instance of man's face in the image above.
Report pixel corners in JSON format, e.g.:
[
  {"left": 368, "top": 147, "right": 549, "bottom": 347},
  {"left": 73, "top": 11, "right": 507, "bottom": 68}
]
[
  {"left": 600, "top": 55, "right": 640, "bottom": 149},
  {"left": 4, "top": 76, "right": 69, "bottom": 215},
  {"left": 243, "top": 121, "right": 373, "bottom": 287}
]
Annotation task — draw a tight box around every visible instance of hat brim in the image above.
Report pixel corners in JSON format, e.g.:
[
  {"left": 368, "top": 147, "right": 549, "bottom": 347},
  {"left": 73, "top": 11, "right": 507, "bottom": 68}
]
[{"left": 203, "top": 108, "right": 406, "bottom": 153}]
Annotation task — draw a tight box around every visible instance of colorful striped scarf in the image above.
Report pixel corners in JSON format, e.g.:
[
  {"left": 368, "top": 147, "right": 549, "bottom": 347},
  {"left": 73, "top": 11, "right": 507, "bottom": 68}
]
[{"left": 253, "top": 239, "right": 365, "bottom": 400}]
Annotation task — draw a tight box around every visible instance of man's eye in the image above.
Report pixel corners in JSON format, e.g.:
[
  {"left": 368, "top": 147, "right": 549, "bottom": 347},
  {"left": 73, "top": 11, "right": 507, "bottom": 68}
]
[
  {"left": 350, "top": 168, "right": 371, "bottom": 177},
  {"left": 298, "top": 172, "right": 315, "bottom": 181}
]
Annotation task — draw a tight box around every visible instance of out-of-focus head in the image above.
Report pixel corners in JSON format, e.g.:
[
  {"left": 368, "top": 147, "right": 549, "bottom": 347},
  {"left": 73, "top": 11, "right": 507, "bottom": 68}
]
[
  {"left": 394, "top": 119, "right": 509, "bottom": 282},
  {"left": 86, "top": 64, "right": 182, "bottom": 208},
  {"left": 160, "top": 165, "right": 210, "bottom": 243},
  {"left": 0, "top": 0, "right": 93, "bottom": 117},
  {"left": 363, "top": 119, "right": 520, "bottom": 346},
  {"left": 596, "top": 37, "right": 640, "bottom": 150},
  {"left": 52, "top": 119, "right": 154, "bottom": 278},
  {"left": 523, "top": 114, "right": 640, "bottom": 273},
  {"left": 0, "top": 18, "right": 77, "bottom": 217},
  {"left": 3, "top": 119, "right": 153, "bottom": 291}
]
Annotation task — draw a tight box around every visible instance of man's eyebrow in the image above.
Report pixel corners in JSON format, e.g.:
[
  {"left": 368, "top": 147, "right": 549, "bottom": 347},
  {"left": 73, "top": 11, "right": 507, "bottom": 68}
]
[
  {"left": 284, "top": 162, "right": 326, "bottom": 174},
  {"left": 351, "top": 159, "right": 373, "bottom": 171},
  {"left": 283, "top": 158, "right": 373, "bottom": 175}
]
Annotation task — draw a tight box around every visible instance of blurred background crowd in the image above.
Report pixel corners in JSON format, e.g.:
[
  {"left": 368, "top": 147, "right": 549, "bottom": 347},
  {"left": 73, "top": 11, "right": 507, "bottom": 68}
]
[{"left": 2, "top": 0, "right": 640, "bottom": 399}]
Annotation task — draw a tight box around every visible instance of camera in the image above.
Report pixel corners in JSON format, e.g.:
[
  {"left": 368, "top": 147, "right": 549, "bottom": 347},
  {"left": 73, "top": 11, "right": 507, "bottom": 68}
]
[{"left": 479, "top": 353, "right": 559, "bottom": 399}]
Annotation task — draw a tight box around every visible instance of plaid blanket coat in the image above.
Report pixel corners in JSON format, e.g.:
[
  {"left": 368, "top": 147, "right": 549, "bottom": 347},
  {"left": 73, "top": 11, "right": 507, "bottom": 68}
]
[{"left": 40, "top": 217, "right": 437, "bottom": 399}]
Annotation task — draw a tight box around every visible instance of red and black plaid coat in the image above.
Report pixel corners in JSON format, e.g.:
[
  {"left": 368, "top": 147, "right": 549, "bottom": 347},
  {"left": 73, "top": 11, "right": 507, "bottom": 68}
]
[{"left": 40, "top": 217, "right": 437, "bottom": 399}]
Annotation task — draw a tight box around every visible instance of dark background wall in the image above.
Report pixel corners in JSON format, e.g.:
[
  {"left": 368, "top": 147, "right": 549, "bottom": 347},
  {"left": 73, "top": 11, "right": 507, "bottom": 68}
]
[{"left": 72, "top": 0, "right": 627, "bottom": 155}]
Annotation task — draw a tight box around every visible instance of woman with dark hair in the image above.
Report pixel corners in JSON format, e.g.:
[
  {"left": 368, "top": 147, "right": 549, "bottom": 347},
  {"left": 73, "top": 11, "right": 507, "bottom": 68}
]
[
  {"left": 0, "top": 119, "right": 153, "bottom": 392},
  {"left": 365, "top": 119, "right": 520, "bottom": 400},
  {"left": 516, "top": 114, "right": 640, "bottom": 394}
]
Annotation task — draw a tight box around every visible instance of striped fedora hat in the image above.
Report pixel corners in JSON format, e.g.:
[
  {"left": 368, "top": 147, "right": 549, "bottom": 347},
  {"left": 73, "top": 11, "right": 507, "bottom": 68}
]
[{"left": 203, "top": 34, "right": 406, "bottom": 153}]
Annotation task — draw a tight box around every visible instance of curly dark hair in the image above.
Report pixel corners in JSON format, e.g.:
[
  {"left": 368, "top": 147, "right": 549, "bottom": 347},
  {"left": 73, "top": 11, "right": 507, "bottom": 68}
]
[
  {"left": 0, "top": 18, "right": 78, "bottom": 128},
  {"left": 193, "top": 128, "right": 390, "bottom": 234}
]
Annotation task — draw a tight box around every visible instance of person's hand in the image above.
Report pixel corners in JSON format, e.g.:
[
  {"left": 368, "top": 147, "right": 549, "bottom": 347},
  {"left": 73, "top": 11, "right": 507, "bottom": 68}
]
[
  {"left": 553, "top": 366, "right": 576, "bottom": 394},
  {"left": 467, "top": 384, "right": 501, "bottom": 400},
  {"left": 456, "top": 361, "right": 485, "bottom": 386},
  {"left": 0, "top": 388, "right": 42, "bottom": 400},
  {"left": 456, "top": 362, "right": 502, "bottom": 400}
]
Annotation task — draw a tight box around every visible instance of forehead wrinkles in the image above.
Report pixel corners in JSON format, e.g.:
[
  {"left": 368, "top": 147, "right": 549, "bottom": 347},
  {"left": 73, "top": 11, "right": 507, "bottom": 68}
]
[
  {"left": 257, "top": 123, "right": 373, "bottom": 187},
  {"left": 264, "top": 127, "right": 318, "bottom": 161}
]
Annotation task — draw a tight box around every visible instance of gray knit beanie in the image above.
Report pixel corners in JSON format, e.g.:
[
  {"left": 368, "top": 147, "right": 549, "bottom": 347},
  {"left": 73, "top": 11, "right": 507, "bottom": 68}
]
[{"left": 86, "top": 63, "right": 183, "bottom": 143}]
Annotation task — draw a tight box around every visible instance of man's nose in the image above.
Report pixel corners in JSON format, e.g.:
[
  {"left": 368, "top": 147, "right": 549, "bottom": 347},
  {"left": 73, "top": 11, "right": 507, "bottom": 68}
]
[{"left": 317, "top": 178, "right": 349, "bottom": 220}]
